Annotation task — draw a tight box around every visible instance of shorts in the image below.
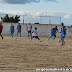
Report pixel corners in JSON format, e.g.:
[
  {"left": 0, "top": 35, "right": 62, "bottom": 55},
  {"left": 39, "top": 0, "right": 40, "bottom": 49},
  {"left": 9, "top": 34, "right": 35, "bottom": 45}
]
[
  {"left": 0, "top": 30, "right": 2, "bottom": 34},
  {"left": 32, "top": 36, "right": 39, "bottom": 38},
  {"left": 50, "top": 33, "right": 56, "bottom": 37},
  {"left": 17, "top": 30, "right": 21, "bottom": 33},
  {"left": 10, "top": 30, "right": 14, "bottom": 33},
  {"left": 28, "top": 30, "right": 31, "bottom": 33},
  {"left": 60, "top": 33, "right": 66, "bottom": 38}
]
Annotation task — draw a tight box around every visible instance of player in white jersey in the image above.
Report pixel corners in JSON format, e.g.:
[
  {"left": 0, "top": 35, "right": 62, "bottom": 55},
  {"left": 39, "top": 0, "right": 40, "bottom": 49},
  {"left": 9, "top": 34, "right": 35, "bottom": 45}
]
[
  {"left": 30, "top": 27, "right": 42, "bottom": 42},
  {"left": 27, "top": 23, "right": 32, "bottom": 37},
  {"left": 59, "top": 23, "right": 66, "bottom": 45}
]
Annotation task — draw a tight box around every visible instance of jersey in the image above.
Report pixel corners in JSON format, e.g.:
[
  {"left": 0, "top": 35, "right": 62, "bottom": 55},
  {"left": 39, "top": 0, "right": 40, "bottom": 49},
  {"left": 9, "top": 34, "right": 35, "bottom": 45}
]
[
  {"left": 27, "top": 25, "right": 32, "bottom": 31},
  {"left": 0, "top": 25, "right": 3, "bottom": 31},
  {"left": 17, "top": 25, "right": 21, "bottom": 32},
  {"left": 10, "top": 26, "right": 14, "bottom": 31},
  {"left": 32, "top": 29, "right": 38, "bottom": 36},
  {"left": 51, "top": 28, "right": 58, "bottom": 35},
  {"left": 10, "top": 25, "right": 14, "bottom": 33},
  {"left": 61, "top": 26, "right": 66, "bottom": 34}
]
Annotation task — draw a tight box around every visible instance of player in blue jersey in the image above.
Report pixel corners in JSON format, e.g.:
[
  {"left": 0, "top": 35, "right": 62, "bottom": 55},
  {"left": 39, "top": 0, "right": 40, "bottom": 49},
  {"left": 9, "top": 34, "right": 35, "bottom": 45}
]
[
  {"left": 16, "top": 23, "right": 21, "bottom": 39},
  {"left": 10, "top": 24, "right": 15, "bottom": 38},
  {"left": 59, "top": 23, "right": 66, "bottom": 45},
  {"left": 48, "top": 26, "right": 58, "bottom": 40}
]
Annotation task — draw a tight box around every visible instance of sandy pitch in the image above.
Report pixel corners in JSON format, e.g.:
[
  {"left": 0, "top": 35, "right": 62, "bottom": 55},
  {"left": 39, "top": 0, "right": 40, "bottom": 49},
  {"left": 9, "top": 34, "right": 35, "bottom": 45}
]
[{"left": 0, "top": 36, "right": 72, "bottom": 72}]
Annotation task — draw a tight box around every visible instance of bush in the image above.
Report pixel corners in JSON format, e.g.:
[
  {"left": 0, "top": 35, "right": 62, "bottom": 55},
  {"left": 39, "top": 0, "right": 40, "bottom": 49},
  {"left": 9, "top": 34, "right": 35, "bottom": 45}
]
[
  {"left": 71, "top": 25, "right": 72, "bottom": 27},
  {"left": 34, "top": 22, "right": 39, "bottom": 24},
  {"left": 1, "top": 14, "right": 20, "bottom": 23}
]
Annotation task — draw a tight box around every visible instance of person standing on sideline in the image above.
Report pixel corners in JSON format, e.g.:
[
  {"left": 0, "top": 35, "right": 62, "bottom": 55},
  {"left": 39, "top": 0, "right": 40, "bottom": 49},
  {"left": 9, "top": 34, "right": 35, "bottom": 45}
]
[
  {"left": 16, "top": 23, "right": 21, "bottom": 39},
  {"left": 27, "top": 22, "right": 32, "bottom": 37},
  {"left": 0, "top": 23, "right": 4, "bottom": 39},
  {"left": 10, "top": 24, "right": 15, "bottom": 38},
  {"left": 59, "top": 23, "right": 66, "bottom": 45}
]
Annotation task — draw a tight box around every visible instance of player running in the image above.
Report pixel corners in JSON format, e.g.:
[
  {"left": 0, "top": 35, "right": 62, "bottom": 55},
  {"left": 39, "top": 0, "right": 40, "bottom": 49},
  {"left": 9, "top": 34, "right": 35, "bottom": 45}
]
[
  {"left": 10, "top": 24, "right": 15, "bottom": 38},
  {"left": 30, "top": 27, "right": 42, "bottom": 42},
  {"left": 48, "top": 26, "right": 58, "bottom": 40},
  {"left": 27, "top": 22, "right": 32, "bottom": 37},
  {"left": 0, "top": 23, "right": 4, "bottom": 39},
  {"left": 59, "top": 23, "right": 66, "bottom": 45},
  {"left": 16, "top": 23, "right": 21, "bottom": 39}
]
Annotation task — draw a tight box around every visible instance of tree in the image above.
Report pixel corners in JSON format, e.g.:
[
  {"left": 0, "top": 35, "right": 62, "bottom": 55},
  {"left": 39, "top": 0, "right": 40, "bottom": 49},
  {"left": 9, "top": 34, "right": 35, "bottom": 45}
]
[
  {"left": 1, "top": 14, "right": 10, "bottom": 22},
  {"left": 34, "top": 22, "right": 39, "bottom": 24},
  {"left": 1, "top": 14, "right": 20, "bottom": 23},
  {"left": 9, "top": 17, "right": 15, "bottom": 23},
  {"left": 71, "top": 25, "right": 72, "bottom": 27},
  {"left": 14, "top": 15, "right": 20, "bottom": 23}
]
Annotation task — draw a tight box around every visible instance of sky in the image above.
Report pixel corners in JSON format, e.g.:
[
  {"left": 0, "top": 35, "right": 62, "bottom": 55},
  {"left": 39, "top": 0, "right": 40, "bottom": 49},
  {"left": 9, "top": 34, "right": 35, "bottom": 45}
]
[{"left": 0, "top": 0, "right": 72, "bottom": 25}]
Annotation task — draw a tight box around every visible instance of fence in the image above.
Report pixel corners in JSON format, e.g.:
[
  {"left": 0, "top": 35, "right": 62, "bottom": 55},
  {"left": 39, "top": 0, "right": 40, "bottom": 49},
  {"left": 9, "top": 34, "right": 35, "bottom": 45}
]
[{"left": 2, "top": 23, "right": 72, "bottom": 37}]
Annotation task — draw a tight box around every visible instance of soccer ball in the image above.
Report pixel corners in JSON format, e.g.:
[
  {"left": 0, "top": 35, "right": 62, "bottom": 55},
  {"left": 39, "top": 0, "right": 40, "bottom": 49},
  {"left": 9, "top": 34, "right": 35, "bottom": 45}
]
[{"left": 58, "top": 40, "right": 61, "bottom": 42}]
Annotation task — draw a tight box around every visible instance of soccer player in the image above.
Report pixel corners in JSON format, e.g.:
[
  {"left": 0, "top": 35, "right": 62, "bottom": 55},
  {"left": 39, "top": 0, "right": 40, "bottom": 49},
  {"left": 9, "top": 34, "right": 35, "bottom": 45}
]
[
  {"left": 16, "top": 23, "right": 21, "bottom": 39},
  {"left": 27, "top": 22, "right": 32, "bottom": 37},
  {"left": 0, "top": 23, "right": 4, "bottom": 39},
  {"left": 10, "top": 24, "right": 15, "bottom": 38},
  {"left": 59, "top": 23, "right": 66, "bottom": 45},
  {"left": 48, "top": 26, "right": 58, "bottom": 40},
  {"left": 30, "top": 27, "right": 42, "bottom": 42}
]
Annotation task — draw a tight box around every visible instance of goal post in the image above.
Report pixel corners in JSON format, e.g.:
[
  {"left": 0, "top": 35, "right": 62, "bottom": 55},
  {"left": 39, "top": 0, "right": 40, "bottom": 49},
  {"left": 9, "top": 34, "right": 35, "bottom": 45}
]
[
  {"left": 40, "top": 16, "right": 61, "bottom": 25},
  {"left": 22, "top": 15, "right": 61, "bottom": 25}
]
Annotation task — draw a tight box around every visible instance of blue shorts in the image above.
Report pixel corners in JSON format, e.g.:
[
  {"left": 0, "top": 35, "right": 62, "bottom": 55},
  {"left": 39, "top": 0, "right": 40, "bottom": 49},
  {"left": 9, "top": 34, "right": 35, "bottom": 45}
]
[
  {"left": 60, "top": 33, "right": 66, "bottom": 38},
  {"left": 17, "top": 30, "right": 21, "bottom": 33},
  {"left": 28, "top": 30, "right": 31, "bottom": 33},
  {"left": 10, "top": 30, "right": 14, "bottom": 33},
  {"left": 50, "top": 33, "right": 56, "bottom": 37}
]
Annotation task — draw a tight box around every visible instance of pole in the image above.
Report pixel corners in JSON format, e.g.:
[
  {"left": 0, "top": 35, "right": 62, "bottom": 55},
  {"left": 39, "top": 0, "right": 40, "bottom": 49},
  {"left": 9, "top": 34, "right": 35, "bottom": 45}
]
[
  {"left": 40, "top": 16, "right": 41, "bottom": 24},
  {"left": 60, "top": 17, "right": 61, "bottom": 24},
  {"left": 23, "top": 15, "right": 24, "bottom": 24},
  {"left": 49, "top": 20, "right": 52, "bottom": 28}
]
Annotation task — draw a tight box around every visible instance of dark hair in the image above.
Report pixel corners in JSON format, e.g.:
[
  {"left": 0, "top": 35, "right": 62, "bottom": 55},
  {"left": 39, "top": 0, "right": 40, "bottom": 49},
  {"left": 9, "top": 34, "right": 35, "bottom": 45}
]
[
  {"left": 61, "top": 22, "right": 64, "bottom": 26},
  {"left": 55, "top": 26, "right": 57, "bottom": 28},
  {"left": 35, "top": 27, "right": 37, "bottom": 30}
]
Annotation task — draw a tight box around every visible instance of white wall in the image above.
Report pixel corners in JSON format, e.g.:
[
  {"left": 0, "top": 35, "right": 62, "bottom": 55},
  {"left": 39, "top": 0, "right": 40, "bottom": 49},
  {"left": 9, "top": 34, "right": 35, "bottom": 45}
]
[{"left": 2, "top": 23, "right": 72, "bottom": 37}]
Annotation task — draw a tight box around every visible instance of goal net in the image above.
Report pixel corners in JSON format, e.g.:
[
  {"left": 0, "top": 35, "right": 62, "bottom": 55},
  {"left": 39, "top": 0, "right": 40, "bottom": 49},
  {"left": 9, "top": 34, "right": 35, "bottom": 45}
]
[
  {"left": 21, "top": 15, "right": 61, "bottom": 24},
  {"left": 40, "top": 16, "right": 61, "bottom": 24}
]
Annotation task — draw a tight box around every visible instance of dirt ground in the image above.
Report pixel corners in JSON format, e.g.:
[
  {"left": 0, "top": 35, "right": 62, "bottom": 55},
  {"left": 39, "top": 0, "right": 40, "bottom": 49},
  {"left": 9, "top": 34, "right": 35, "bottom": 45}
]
[{"left": 0, "top": 36, "right": 72, "bottom": 72}]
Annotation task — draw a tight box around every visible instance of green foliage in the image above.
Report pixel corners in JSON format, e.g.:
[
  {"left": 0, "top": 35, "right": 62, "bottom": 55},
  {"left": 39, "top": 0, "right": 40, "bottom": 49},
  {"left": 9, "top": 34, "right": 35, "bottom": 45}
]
[
  {"left": 14, "top": 15, "right": 20, "bottom": 23},
  {"left": 71, "top": 25, "right": 72, "bottom": 27},
  {"left": 34, "top": 22, "right": 39, "bottom": 24},
  {"left": 1, "top": 14, "right": 20, "bottom": 23}
]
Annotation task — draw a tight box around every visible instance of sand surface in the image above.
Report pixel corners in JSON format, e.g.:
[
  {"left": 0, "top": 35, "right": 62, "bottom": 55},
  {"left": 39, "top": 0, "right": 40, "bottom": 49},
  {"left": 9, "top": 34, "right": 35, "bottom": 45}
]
[{"left": 0, "top": 36, "right": 72, "bottom": 72}]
